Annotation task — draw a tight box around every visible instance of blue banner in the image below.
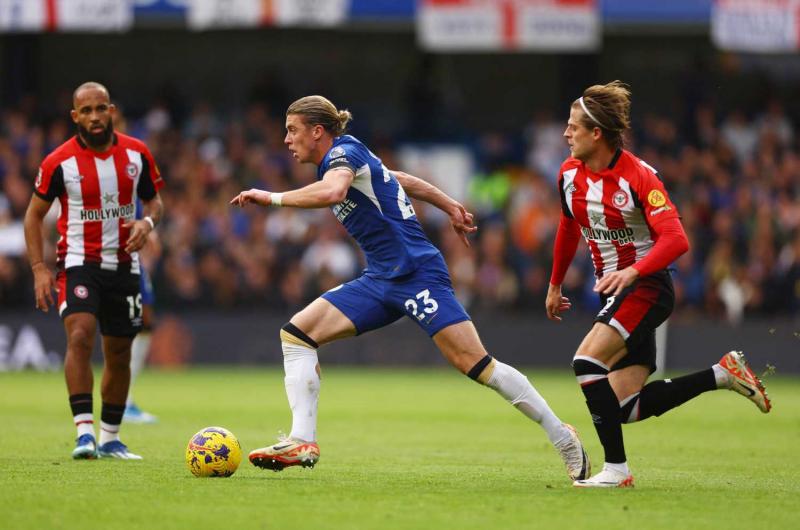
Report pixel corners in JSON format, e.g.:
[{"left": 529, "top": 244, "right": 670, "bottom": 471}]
[{"left": 602, "top": 0, "right": 711, "bottom": 24}]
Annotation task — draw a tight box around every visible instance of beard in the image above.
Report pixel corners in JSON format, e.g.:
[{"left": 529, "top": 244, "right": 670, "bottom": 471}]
[{"left": 78, "top": 120, "right": 114, "bottom": 148}]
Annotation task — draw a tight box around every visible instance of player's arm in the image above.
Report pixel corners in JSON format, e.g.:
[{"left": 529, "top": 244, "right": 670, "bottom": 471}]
[
  {"left": 230, "top": 168, "right": 354, "bottom": 209},
  {"left": 123, "top": 192, "right": 163, "bottom": 254},
  {"left": 23, "top": 194, "right": 56, "bottom": 312},
  {"left": 393, "top": 170, "right": 477, "bottom": 247},
  {"left": 594, "top": 217, "right": 689, "bottom": 296},
  {"left": 546, "top": 212, "right": 581, "bottom": 322}
]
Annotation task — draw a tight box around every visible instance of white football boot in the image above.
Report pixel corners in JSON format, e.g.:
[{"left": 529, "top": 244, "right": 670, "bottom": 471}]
[
  {"left": 554, "top": 423, "right": 591, "bottom": 481},
  {"left": 574, "top": 464, "right": 634, "bottom": 488},
  {"left": 249, "top": 436, "right": 320, "bottom": 471}
]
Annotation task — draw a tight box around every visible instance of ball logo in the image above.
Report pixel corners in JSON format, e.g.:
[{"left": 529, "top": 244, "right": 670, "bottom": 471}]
[
  {"left": 74, "top": 285, "right": 89, "bottom": 299},
  {"left": 35, "top": 168, "right": 43, "bottom": 189},
  {"left": 612, "top": 190, "right": 629, "bottom": 208},
  {"left": 125, "top": 163, "right": 139, "bottom": 180},
  {"left": 647, "top": 189, "right": 666, "bottom": 208},
  {"left": 329, "top": 146, "right": 346, "bottom": 159}
]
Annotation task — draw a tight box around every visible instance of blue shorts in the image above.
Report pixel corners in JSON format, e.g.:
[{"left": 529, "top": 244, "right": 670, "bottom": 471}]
[
  {"left": 321, "top": 254, "right": 470, "bottom": 337},
  {"left": 139, "top": 265, "right": 155, "bottom": 306}
]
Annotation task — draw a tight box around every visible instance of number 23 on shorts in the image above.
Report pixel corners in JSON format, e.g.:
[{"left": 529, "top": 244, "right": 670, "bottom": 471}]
[{"left": 404, "top": 289, "right": 438, "bottom": 321}]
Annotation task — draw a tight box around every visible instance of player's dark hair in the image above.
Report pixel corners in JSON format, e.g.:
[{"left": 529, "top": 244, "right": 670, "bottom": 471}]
[
  {"left": 287, "top": 95, "right": 352, "bottom": 136},
  {"left": 572, "top": 80, "right": 631, "bottom": 151}
]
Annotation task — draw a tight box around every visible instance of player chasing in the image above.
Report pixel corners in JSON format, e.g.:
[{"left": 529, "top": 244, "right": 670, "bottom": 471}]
[
  {"left": 24, "top": 82, "right": 165, "bottom": 460},
  {"left": 231, "top": 95, "right": 591, "bottom": 481},
  {"left": 547, "top": 81, "right": 771, "bottom": 488}
]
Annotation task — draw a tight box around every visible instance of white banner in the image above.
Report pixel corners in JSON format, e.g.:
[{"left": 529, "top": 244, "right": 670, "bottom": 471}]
[
  {"left": 0, "top": 0, "right": 46, "bottom": 32},
  {"left": 187, "top": 0, "right": 262, "bottom": 30},
  {"left": 271, "top": 0, "right": 349, "bottom": 27},
  {"left": 418, "top": 0, "right": 599, "bottom": 52},
  {"left": 712, "top": 0, "right": 800, "bottom": 52},
  {"left": 56, "top": 0, "right": 134, "bottom": 32},
  {"left": 188, "top": 0, "right": 349, "bottom": 30},
  {"left": 517, "top": 3, "right": 600, "bottom": 51}
]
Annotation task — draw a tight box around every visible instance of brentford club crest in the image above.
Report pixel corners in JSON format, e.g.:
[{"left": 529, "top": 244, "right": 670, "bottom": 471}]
[
  {"left": 125, "top": 163, "right": 139, "bottom": 179},
  {"left": 74, "top": 285, "right": 89, "bottom": 299},
  {"left": 612, "top": 190, "right": 629, "bottom": 208}
]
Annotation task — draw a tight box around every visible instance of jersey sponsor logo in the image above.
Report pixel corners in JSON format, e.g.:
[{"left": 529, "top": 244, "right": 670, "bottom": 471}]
[
  {"left": 329, "top": 146, "right": 346, "bottom": 159},
  {"left": 332, "top": 197, "right": 358, "bottom": 222},
  {"left": 125, "top": 162, "right": 139, "bottom": 179},
  {"left": 581, "top": 226, "right": 635, "bottom": 245},
  {"left": 647, "top": 189, "right": 666, "bottom": 207},
  {"left": 612, "top": 190, "right": 629, "bottom": 208},
  {"left": 35, "top": 168, "right": 43, "bottom": 188},
  {"left": 74, "top": 285, "right": 89, "bottom": 299},
  {"left": 79, "top": 202, "right": 135, "bottom": 221}
]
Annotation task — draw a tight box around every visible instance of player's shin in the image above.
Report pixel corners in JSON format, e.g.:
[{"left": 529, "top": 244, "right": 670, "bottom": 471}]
[
  {"left": 619, "top": 369, "right": 717, "bottom": 423},
  {"left": 467, "top": 355, "right": 569, "bottom": 444},
  {"left": 573, "top": 356, "right": 627, "bottom": 464},
  {"left": 127, "top": 331, "right": 151, "bottom": 405},
  {"left": 280, "top": 323, "right": 320, "bottom": 443},
  {"left": 70, "top": 393, "right": 94, "bottom": 438},
  {"left": 99, "top": 402, "right": 125, "bottom": 445}
]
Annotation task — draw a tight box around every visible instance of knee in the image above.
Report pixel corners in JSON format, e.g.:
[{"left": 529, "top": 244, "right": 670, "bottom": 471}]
[
  {"left": 447, "top": 347, "right": 487, "bottom": 375},
  {"left": 571, "top": 355, "right": 610, "bottom": 379},
  {"left": 67, "top": 327, "right": 94, "bottom": 354},
  {"left": 280, "top": 322, "right": 318, "bottom": 350},
  {"left": 465, "top": 354, "right": 495, "bottom": 382},
  {"left": 104, "top": 342, "right": 132, "bottom": 367}
]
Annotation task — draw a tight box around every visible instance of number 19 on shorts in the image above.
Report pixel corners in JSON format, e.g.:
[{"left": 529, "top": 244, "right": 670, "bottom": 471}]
[{"left": 126, "top": 294, "right": 142, "bottom": 321}]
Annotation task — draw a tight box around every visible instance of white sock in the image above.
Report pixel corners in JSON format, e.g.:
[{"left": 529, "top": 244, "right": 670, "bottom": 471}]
[
  {"left": 127, "top": 332, "right": 151, "bottom": 405},
  {"left": 283, "top": 341, "right": 320, "bottom": 442},
  {"left": 712, "top": 364, "right": 731, "bottom": 389},
  {"left": 74, "top": 413, "right": 95, "bottom": 438},
  {"left": 486, "top": 361, "right": 569, "bottom": 445},
  {"left": 99, "top": 422, "right": 120, "bottom": 445},
  {"left": 604, "top": 461, "right": 630, "bottom": 475}
]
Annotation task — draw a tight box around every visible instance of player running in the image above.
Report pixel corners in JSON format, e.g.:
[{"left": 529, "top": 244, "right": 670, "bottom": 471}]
[
  {"left": 546, "top": 81, "right": 771, "bottom": 488},
  {"left": 231, "top": 95, "right": 590, "bottom": 482},
  {"left": 24, "top": 82, "right": 164, "bottom": 460}
]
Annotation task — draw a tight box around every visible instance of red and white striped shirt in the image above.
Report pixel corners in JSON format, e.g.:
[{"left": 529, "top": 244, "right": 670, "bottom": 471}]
[
  {"left": 34, "top": 133, "right": 163, "bottom": 271},
  {"left": 557, "top": 149, "right": 680, "bottom": 279}
]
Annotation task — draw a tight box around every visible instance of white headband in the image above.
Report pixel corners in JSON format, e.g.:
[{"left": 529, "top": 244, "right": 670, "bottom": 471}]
[{"left": 579, "top": 97, "right": 603, "bottom": 128}]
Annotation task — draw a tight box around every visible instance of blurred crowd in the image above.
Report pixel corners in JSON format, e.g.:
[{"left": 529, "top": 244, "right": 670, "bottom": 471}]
[{"left": 1, "top": 93, "right": 799, "bottom": 323}]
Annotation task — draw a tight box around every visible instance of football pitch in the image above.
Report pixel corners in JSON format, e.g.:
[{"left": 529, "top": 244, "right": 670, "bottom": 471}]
[{"left": 1, "top": 367, "right": 798, "bottom": 529}]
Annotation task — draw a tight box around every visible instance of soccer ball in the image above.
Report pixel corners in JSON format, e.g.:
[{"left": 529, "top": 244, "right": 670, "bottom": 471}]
[{"left": 186, "top": 426, "right": 242, "bottom": 477}]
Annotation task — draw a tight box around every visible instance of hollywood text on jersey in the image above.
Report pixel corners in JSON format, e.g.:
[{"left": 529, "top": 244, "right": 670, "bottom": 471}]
[
  {"left": 79, "top": 202, "right": 135, "bottom": 222},
  {"left": 581, "top": 226, "right": 635, "bottom": 245}
]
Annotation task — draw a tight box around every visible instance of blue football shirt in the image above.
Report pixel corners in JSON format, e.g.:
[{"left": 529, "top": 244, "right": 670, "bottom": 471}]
[{"left": 317, "top": 135, "right": 440, "bottom": 278}]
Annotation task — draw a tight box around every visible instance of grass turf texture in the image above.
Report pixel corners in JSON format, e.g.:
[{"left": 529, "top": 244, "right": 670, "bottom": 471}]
[{"left": 1, "top": 367, "right": 797, "bottom": 530}]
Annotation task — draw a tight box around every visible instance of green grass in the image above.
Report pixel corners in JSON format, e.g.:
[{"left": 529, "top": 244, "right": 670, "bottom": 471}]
[{"left": 1, "top": 367, "right": 798, "bottom": 529}]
